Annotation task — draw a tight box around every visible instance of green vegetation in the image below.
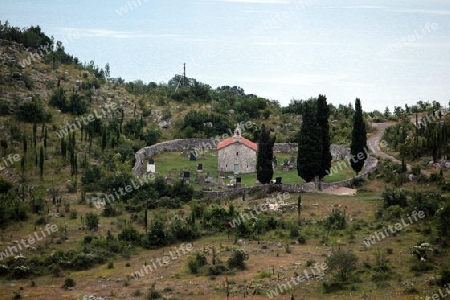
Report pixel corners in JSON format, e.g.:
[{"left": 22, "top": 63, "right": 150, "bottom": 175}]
[
  {"left": 256, "top": 123, "right": 276, "bottom": 184},
  {"left": 1, "top": 20, "right": 450, "bottom": 300},
  {"left": 350, "top": 98, "right": 368, "bottom": 175},
  {"left": 297, "top": 100, "right": 323, "bottom": 182}
]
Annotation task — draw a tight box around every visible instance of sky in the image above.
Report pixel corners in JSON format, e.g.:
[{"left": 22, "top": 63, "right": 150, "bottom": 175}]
[{"left": 1, "top": 0, "right": 450, "bottom": 111}]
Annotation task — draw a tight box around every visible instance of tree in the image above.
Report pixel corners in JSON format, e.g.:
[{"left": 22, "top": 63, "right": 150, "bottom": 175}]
[
  {"left": 350, "top": 98, "right": 367, "bottom": 175},
  {"left": 326, "top": 249, "right": 358, "bottom": 282},
  {"left": 297, "top": 195, "right": 302, "bottom": 226},
  {"left": 85, "top": 212, "right": 99, "bottom": 230},
  {"left": 104, "top": 63, "right": 110, "bottom": 79},
  {"left": 317, "top": 94, "right": 332, "bottom": 181},
  {"left": 228, "top": 249, "right": 249, "bottom": 270},
  {"left": 297, "top": 101, "right": 322, "bottom": 182},
  {"left": 384, "top": 106, "right": 391, "bottom": 118},
  {"left": 39, "top": 145, "right": 44, "bottom": 179},
  {"left": 256, "top": 124, "right": 275, "bottom": 184}
]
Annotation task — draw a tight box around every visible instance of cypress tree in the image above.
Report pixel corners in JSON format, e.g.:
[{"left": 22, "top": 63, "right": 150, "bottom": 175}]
[
  {"left": 256, "top": 124, "right": 276, "bottom": 184},
  {"left": 297, "top": 101, "right": 322, "bottom": 182},
  {"left": 23, "top": 135, "right": 27, "bottom": 154},
  {"left": 39, "top": 145, "right": 44, "bottom": 178},
  {"left": 317, "top": 94, "right": 332, "bottom": 180},
  {"left": 350, "top": 98, "right": 368, "bottom": 175},
  {"left": 60, "top": 137, "right": 66, "bottom": 158},
  {"left": 101, "top": 127, "right": 107, "bottom": 151},
  {"left": 32, "top": 122, "right": 37, "bottom": 149},
  {"left": 43, "top": 126, "right": 48, "bottom": 148}
]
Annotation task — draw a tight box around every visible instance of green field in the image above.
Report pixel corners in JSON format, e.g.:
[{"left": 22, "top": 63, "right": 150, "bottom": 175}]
[{"left": 151, "top": 150, "right": 357, "bottom": 189}]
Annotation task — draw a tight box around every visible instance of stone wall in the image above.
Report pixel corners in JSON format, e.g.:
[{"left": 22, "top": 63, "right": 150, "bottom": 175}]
[
  {"left": 273, "top": 143, "right": 350, "bottom": 159},
  {"left": 133, "top": 139, "right": 351, "bottom": 175},
  {"left": 202, "top": 182, "right": 316, "bottom": 199},
  {"left": 133, "top": 139, "right": 213, "bottom": 174}
]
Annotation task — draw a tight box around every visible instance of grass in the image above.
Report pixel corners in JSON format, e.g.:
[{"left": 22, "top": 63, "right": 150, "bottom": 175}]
[{"left": 151, "top": 150, "right": 358, "bottom": 190}]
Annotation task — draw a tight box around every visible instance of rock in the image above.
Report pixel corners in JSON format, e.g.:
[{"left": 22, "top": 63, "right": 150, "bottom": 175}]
[{"left": 159, "top": 121, "right": 170, "bottom": 129}]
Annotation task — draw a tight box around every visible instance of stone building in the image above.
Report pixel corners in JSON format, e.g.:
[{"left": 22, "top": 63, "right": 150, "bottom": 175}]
[{"left": 217, "top": 127, "right": 258, "bottom": 174}]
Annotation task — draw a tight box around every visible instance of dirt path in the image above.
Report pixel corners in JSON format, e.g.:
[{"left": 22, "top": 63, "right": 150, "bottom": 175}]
[{"left": 368, "top": 121, "right": 430, "bottom": 175}]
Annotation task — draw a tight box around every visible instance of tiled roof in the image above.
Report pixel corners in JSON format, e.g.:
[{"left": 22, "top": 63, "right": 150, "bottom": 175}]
[{"left": 217, "top": 137, "right": 258, "bottom": 151}]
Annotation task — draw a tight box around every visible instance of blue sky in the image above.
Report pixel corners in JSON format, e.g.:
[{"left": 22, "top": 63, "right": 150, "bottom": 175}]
[{"left": 1, "top": 0, "right": 450, "bottom": 111}]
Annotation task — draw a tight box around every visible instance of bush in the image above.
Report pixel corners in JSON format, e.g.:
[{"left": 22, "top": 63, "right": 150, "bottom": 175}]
[
  {"left": 61, "top": 278, "right": 75, "bottom": 289},
  {"left": 85, "top": 212, "right": 99, "bottom": 230},
  {"left": 324, "top": 209, "right": 347, "bottom": 230},
  {"left": 408, "top": 191, "right": 441, "bottom": 217},
  {"left": 323, "top": 281, "right": 345, "bottom": 293},
  {"left": 386, "top": 205, "right": 402, "bottom": 219},
  {"left": 187, "top": 251, "right": 208, "bottom": 274},
  {"left": 228, "top": 249, "right": 248, "bottom": 270},
  {"left": 69, "top": 209, "right": 77, "bottom": 219},
  {"left": 326, "top": 250, "right": 358, "bottom": 282},
  {"left": 146, "top": 283, "right": 161, "bottom": 300},
  {"left": 15, "top": 99, "right": 51, "bottom": 123},
  {"left": 208, "top": 264, "right": 228, "bottom": 275},
  {"left": 411, "top": 164, "right": 421, "bottom": 176},
  {"left": 440, "top": 268, "right": 450, "bottom": 286},
  {"left": 410, "top": 261, "right": 434, "bottom": 273},
  {"left": 297, "top": 236, "right": 307, "bottom": 244},
  {"left": 187, "top": 258, "right": 199, "bottom": 274},
  {"left": 382, "top": 188, "right": 407, "bottom": 208}
]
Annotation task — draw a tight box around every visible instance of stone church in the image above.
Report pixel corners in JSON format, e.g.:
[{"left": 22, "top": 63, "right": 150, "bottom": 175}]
[{"left": 217, "top": 127, "right": 258, "bottom": 174}]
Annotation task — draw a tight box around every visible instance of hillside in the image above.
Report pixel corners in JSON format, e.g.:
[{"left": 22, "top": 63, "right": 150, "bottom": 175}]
[{"left": 0, "top": 22, "right": 450, "bottom": 300}]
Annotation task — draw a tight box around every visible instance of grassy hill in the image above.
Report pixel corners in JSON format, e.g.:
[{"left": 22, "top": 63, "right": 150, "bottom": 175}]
[{"left": 0, "top": 21, "right": 449, "bottom": 300}]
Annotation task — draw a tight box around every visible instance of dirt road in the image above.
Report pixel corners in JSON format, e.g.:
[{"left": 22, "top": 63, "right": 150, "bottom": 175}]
[{"left": 367, "top": 122, "right": 429, "bottom": 175}]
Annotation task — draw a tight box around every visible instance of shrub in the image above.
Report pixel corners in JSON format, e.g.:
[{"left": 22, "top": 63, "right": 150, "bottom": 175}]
[
  {"left": 61, "top": 278, "right": 75, "bottom": 289},
  {"left": 69, "top": 209, "right": 77, "bottom": 219},
  {"left": 146, "top": 283, "right": 161, "bottom": 300},
  {"left": 440, "top": 268, "right": 450, "bottom": 286},
  {"left": 326, "top": 250, "right": 358, "bottom": 282},
  {"left": 386, "top": 205, "right": 402, "bottom": 219},
  {"left": 228, "top": 249, "right": 248, "bottom": 270},
  {"left": 324, "top": 209, "right": 347, "bottom": 230},
  {"left": 208, "top": 264, "right": 228, "bottom": 275},
  {"left": 382, "top": 188, "right": 407, "bottom": 208},
  {"left": 297, "top": 236, "right": 307, "bottom": 244},
  {"left": 85, "top": 212, "right": 99, "bottom": 230},
  {"left": 187, "top": 251, "right": 208, "bottom": 274},
  {"left": 411, "top": 165, "right": 421, "bottom": 176}
]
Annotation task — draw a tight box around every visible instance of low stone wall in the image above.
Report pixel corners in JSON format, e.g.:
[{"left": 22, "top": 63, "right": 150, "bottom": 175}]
[
  {"left": 133, "top": 139, "right": 213, "bottom": 174},
  {"left": 273, "top": 143, "right": 297, "bottom": 153},
  {"left": 202, "top": 182, "right": 316, "bottom": 199},
  {"left": 133, "top": 139, "right": 351, "bottom": 175},
  {"left": 273, "top": 143, "right": 350, "bottom": 159}
]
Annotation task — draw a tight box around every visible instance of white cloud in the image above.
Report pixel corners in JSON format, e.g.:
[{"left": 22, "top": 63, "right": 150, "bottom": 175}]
[
  {"left": 398, "top": 9, "right": 450, "bottom": 15},
  {"left": 58, "top": 28, "right": 184, "bottom": 39},
  {"left": 346, "top": 6, "right": 385, "bottom": 9}
]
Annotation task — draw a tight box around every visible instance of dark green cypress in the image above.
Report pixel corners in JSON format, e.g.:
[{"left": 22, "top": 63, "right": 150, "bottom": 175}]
[
  {"left": 39, "top": 145, "right": 44, "bottom": 178},
  {"left": 101, "top": 127, "right": 107, "bottom": 151},
  {"left": 317, "top": 94, "right": 332, "bottom": 179},
  {"left": 350, "top": 98, "right": 368, "bottom": 175},
  {"left": 297, "top": 101, "right": 322, "bottom": 182},
  {"left": 256, "top": 124, "right": 275, "bottom": 184}
]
